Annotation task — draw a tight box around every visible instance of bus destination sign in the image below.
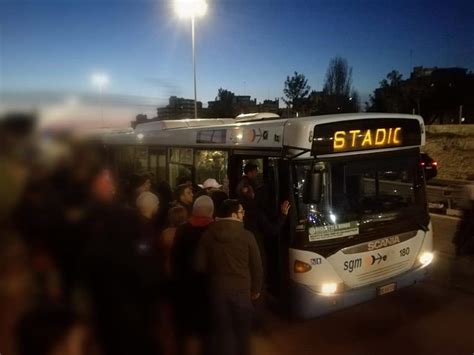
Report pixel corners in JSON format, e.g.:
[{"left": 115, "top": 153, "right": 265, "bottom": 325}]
[{"left": 312, "top": 118, "right": 421, "bottom": 155}]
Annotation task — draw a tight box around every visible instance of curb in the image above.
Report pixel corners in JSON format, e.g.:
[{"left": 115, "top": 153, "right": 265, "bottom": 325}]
[{"left": 428, "top": 206, "right": 464, "bottom": 217}]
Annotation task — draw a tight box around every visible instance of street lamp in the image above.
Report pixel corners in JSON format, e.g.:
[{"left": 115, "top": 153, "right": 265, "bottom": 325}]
[
  {"left": 91, "top": 73, "right": 109, "bottom": 127},
  {"left": 174, "top": 0, "right": 207, "bottom": 119}
]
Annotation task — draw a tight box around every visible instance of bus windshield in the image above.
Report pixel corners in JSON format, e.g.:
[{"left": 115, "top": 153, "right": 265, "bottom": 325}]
[{"left": 294, "top": 150, "right": 428, "bottom": 245}]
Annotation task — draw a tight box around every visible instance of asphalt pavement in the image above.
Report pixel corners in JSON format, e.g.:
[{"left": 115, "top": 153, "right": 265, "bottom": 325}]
[{"left": 254, "top": 214, "right": 474, "bottom": 355}]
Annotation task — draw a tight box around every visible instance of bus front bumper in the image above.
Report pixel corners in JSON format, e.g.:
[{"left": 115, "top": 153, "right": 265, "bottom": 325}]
[{"left": 290, "top": 265, "right": 430, "bottom": 320}]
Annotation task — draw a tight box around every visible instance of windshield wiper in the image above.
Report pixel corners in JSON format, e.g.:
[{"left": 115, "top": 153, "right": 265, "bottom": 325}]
[{"left": 360, "top": 211, "right": 398, "bottom": 224}]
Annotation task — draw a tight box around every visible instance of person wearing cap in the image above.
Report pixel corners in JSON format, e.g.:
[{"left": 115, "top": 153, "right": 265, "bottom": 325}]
[
  {"left": 198, "top": 178, "right": 223, "bottom": 193},
  {"left": 171, "top": 195, "right": 215, "bottom": 355}
]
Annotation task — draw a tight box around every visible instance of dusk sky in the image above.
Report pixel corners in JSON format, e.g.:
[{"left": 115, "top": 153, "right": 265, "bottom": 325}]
[{"left": 1, "top": 0, "right": 473, "bottom": 127}]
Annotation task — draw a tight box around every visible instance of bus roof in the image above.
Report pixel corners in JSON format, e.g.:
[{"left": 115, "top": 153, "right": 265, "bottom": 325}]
[{"left": 104, "top": 113, "right": 425, "bottom": 157}]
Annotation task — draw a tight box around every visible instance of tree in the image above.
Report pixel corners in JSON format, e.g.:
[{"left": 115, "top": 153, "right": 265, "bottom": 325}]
[
  {"left": 350, "top": 90, "right": 361, "bottom": 112},
  {"left": 367, "top": 70, "right": 410, "bottom": 113},
  {"left": 367, "top": 67, "right": 474, "bottom": 123},
  {"left": 209, "top": 88, "right": 235, "bottom": 117},
  {"left": 323, "top": 57, "right": 352, "bottom": 97},
  {"left": 385, "top": 70, "right": 403, "bottom": 87},
  {"left": 282, "top": 71, "right": 311, "bottom": 114},
  {"left": 320, "top": 57, "right": 358, "bottom": 113}
]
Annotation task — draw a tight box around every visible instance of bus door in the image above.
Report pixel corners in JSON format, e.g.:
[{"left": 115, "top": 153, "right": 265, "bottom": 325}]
[
  {"left": 229, "top": 154, "right": 278, "bottom": 214},
  {"left": 229, "top": 153, "right": 286, "bottom": 298},
  {"left": 148, "top": 148, "right": 167, "bottom": 184},
  {"left": 274, "top": 159, "right": 292, "bottom": 306}
]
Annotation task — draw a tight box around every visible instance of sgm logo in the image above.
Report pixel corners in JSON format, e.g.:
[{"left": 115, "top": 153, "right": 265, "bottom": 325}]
[
  {"left": 344, "top": 258, "right": 362, "bottom": 273},
  {"left": 367, "top": 236, "right": 401, "bottom": 251}
]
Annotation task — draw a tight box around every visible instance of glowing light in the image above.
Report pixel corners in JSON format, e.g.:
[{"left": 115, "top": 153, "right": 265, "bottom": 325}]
[
  {"left": 174, "top": 0, "right": 208, "bottom": 18},
  {"left": 321, "top": 283, "right": 338, "bottom": 295},
  {"left": 137, "top": 133, "right": 144, "bottom": 140},
  {"left": 329, "top": 213, "right": 337, "bottom": 223},
  {"left": 419, "top": 252, "right": 434, "bottom": 267},
  {"left": 333, "top": 127, "right": 402, "bottom": 151},
  {"left": 91, "top": 73, "right": 109, "bottom": 88},
  {"left": 294, "top": 260, "right": 312, "bottom": 273}
]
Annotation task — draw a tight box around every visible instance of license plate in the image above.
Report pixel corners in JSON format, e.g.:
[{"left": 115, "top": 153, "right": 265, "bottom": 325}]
[{"left": 377, "top": 283, "right": 396, "bottom": 296}]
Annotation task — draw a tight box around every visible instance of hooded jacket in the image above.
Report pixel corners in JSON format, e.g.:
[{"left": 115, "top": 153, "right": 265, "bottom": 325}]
[{"left": 196, "top": 218, "right": 263, "bottom": 294}]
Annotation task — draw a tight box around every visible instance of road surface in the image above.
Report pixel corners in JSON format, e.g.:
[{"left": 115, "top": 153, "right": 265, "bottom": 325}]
[{"left": 254, "top": 214, "right": 474, "bottom": 355}]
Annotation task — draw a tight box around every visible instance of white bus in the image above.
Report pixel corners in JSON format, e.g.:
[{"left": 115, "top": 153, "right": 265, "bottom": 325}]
[{"left": 104, "top": 112, "right": 434, "bottom": 319}]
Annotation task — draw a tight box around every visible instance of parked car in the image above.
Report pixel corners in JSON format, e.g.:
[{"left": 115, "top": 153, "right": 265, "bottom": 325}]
[{"left": 421, "top": 153, "right": 438, "bottom": 180}]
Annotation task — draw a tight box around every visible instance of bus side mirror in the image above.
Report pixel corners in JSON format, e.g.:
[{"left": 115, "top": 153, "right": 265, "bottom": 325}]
[{"left": 303, "top": 170, "right": 323, "bottom": 204}]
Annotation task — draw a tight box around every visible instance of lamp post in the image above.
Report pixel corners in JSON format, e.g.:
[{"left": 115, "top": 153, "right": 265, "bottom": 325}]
[
  {"left": 174, "top": 0, "right": 207, "bottom": 119},
  {"left": 92, "top": 73, "right": 109, "bottom": 127}
]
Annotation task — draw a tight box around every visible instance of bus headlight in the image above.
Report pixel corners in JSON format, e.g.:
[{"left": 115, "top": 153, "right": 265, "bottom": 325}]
[
  {"left": 418, "top": 252, "right": 434, "bottom": 267},
  {"left": 321, "top": 283, "right": 338, "bottom": 295}
]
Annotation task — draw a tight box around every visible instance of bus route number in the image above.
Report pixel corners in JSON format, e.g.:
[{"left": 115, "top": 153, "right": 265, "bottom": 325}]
[{"left": 399, "top": 247, "right": 410, "bottom": 257}]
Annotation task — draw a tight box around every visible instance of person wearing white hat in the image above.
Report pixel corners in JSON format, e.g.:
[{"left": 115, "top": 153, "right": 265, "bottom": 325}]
[{"left": 198, "top": 178, "right": 222, "bottom": 191}]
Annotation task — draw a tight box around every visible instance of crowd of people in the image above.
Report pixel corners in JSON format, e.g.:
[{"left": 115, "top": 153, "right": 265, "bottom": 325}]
[{"left": 0, "top": 116, "right": 290, "bottom": 355}]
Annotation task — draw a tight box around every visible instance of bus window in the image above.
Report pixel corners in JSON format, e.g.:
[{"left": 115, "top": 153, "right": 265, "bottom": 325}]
[
  {"left": 149, "top": 149, "right": 167, "bottom": 183},
  {"left": 169, "top": 148, "right": 194, "bottom": 188},
  {"left": 117, "top": 146, "right": 135, "bottom": 177},
  {"left": 294, "top": 161, "right": 330, "bottom": 227},
  {"left": 134, "top": 147, "right": 149, "bottom": 174},
  {"left": 194, "top": 150, "right": 228, "bottom": 187}
]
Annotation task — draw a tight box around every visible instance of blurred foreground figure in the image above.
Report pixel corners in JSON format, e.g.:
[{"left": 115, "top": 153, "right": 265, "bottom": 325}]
[
  {"left": 453, "top": 185, "right": 474, "bottom": 255},
  {"left": 136, "top": 191, "right": 160, "bottom": 255},
  {"left": 172, "top": 196, "right": 214, "bottom": 355},
  {"left": 17, "top": 305, "right": 92, "bottom": 355},
  {"left": 0, "top": 112, "right": 35, "bottom": 225},
  {"left": 80, "top": 170, "right": 161, "bottom": 355},
  {"left": 0, "top": 230, "right": 34, "bottom": 355},
  {"left": 196, "top": 199, "right": 263, "bottom": 355},
  {"left": 0, "top": 113, "right": 36, "bottom": 354}
]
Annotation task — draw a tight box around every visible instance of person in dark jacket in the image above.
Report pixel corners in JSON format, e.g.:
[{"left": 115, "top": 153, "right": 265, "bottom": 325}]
[
  {"left": 196, "top": 199, "right": 263, "bottom": 355},
  {"left": 237, "top": 184, "right": 290, "bottom": 270},
  {"left": 171, "top": 195, "right": 215, "bottom": 355},
  {"left": 235, "top": 163, "right": 259, "bottom": 195},
  {"left": 155, "top": 180, "right": 173, "bottom": 231},
  {"left": 209, "top": 189, "right": 229, "bottom": 218},
  {"left": 80, "top": 180, "right": 160, "bottom": 355}
]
